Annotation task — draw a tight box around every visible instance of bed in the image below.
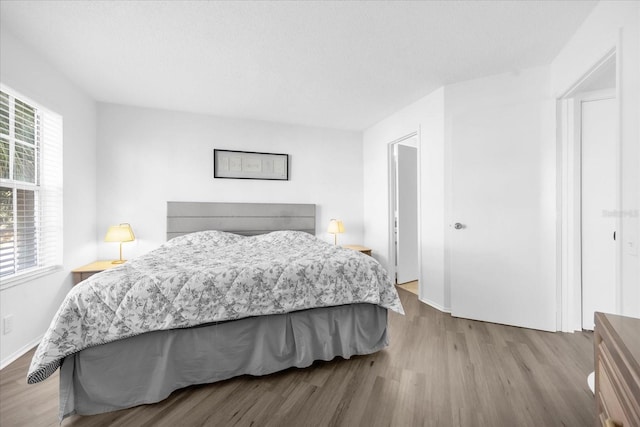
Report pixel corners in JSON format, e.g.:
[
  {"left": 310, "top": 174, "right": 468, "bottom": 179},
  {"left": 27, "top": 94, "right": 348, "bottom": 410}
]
[{"left": 27, "top": 202, "right": 404, "bottom": 420}]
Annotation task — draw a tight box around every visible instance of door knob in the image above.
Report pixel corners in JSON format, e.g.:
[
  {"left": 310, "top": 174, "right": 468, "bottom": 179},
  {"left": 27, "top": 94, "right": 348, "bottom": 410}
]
[{"left": 454, "top": 223, "right": 464, "bottom": 230}]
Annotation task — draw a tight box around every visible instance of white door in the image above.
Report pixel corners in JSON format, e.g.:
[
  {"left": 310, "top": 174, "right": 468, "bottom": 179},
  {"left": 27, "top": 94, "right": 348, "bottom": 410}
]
[
  {"left": 450, "top": 102, "right": 556, "bottom": 331},
  {"left": 581, "top": 97, "right": 617, "bottom": 330},
  {"left": 396, "top": 144, "right": 418, "bottom": 284}
]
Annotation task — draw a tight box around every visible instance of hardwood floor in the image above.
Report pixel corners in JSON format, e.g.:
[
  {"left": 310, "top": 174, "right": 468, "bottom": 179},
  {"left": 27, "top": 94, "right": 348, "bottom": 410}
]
[
  {"left": 0, "top": 289, "right": 595, "bottom": 427},
  {"left": 397, "top": 281, "right": 418, "bottom": 295}
]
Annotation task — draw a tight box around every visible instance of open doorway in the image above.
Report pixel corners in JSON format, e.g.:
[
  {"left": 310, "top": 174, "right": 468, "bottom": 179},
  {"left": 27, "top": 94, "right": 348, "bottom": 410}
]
[
  {"left": 388, "top": 134, "right": 419, "bottom": 293},
  {"left": 557, "top": 50, "right": 620, "bottom": 331}
]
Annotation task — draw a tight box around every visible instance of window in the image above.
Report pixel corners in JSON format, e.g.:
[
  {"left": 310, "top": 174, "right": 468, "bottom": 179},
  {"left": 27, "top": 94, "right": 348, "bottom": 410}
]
[{"left": 0, "top": 86, "right": 62, "bottom": 286}]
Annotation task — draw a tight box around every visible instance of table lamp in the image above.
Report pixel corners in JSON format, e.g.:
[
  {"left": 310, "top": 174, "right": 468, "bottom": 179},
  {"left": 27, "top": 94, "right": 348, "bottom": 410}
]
[
  {"left": 327, "top": 219, "right": 345, "bottom": 245},
  {"left": 104, "top": 223, "right": 135, "bottom": 264}
]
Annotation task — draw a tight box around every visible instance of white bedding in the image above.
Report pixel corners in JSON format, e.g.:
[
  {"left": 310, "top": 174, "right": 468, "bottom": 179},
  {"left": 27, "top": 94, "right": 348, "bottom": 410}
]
[{"left": 28, "top": 230, "right": 403, "bottom": 384}]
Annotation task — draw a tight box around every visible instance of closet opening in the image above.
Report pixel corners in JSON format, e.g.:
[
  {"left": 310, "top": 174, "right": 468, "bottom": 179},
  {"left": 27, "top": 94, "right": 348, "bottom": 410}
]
[
  {"left": 557, "top": 49, "right": 620, "bottom": 331},
  {"left": 388, "top": 133, "right": 419, "bottom": 295}
]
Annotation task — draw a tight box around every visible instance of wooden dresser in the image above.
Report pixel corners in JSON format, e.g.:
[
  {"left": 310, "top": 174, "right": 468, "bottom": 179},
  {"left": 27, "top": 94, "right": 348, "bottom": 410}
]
[{"left": 594, "top": 312, "right": 640, "bottom": 427}]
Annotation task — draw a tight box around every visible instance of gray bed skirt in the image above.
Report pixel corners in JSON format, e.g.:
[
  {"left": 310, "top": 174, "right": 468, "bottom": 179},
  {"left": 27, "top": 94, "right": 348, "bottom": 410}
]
[{"left": 59, "top": 303, "right": 388, "bottom": 420}]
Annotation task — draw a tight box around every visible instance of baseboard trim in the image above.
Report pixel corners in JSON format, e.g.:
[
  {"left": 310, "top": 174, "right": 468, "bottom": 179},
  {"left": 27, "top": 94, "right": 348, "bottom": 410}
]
[
  {"left": 0, "top": 335, "right": 41, "bottom": 370},
  {"left": 419, "top": 297, "right": 451, "bottom": 313}
]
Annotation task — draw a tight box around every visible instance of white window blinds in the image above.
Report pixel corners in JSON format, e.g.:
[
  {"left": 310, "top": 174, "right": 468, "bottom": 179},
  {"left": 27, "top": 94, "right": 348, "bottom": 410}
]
[{"left": 0, "top": 85, "right": 62, "bottom": 285}]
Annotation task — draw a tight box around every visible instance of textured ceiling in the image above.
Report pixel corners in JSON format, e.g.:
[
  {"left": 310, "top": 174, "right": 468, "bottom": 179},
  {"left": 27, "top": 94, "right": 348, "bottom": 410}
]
[{"left": 0, "top": 0, "right": 597, "bottom": 130}]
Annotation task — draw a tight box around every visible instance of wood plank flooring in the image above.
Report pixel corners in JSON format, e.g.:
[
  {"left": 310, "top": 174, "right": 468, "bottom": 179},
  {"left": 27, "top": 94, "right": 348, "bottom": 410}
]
[
  {"left": 396, "top": 281, "right": 418, "bottom": 296},
  {"left": 0, "top": 288, "right": 595, "bottom": 427}
]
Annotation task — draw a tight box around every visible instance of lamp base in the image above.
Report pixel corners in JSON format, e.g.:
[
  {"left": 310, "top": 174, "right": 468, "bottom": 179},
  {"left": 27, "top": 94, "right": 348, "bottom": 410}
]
[{"left": 112, "top": 242, "right": 127, "bottom": 264}]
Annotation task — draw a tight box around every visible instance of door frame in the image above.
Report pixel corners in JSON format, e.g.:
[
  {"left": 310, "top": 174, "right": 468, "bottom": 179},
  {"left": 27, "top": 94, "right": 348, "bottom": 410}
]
[
  {"left": 556, "top": 47, "right": 621, "bottom": 332},
  {"left": 387, "top": 131, "right": 421, "bottom": 290}
]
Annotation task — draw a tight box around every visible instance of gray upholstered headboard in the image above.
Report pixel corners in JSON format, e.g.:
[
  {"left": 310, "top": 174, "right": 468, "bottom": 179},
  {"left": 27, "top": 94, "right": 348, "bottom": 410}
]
[{"left": 166, "top": 202, "right": 316, "bottom": 240}]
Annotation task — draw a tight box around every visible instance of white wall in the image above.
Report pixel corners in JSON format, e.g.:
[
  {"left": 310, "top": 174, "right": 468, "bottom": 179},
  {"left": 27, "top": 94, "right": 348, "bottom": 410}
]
[
  {"left": 362, "top": 1, "right": 640, "bottom": 327},
  {"left": 96, "top": 103, "right": 363, "bottom": 258},
  {"left": 551, "top": 0, "right": 640, "bottom": 318},
  {"left": 363, "top": 88, "right": 446, "bottom": 309},
  {"left": 364, "top": 2, "right": 639, "bottom": 327},
  {"left": 364, "top": 66, "right": 555, "bottom": 318},
  {"left": 0, "top": 28, "right": 97, "bottom": 367}
]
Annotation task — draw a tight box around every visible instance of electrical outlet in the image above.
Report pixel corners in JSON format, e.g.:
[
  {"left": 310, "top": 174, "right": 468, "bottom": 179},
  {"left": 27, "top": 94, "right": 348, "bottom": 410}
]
[{"left": 2, "top": 315, "right": 13, "bottom": 335}]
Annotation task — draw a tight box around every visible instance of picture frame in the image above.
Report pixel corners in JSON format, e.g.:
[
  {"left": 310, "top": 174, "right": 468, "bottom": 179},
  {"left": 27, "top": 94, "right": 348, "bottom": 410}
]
[{"left": 213, "top": 149, "right": 289, "bottom": 181}]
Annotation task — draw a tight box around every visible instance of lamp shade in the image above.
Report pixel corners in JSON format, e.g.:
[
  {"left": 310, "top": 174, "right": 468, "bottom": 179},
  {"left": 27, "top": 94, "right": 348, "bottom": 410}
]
[
  {"left": 104, "top": 223, "right": 135, "bottom": 243},
  {"left": 327, "top": 219, "right": 345, "bottom": 234}
]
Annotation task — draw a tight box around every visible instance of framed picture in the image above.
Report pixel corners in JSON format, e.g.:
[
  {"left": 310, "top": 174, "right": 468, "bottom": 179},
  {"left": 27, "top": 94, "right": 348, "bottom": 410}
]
[{"left": 213, "top": 149, "right": 289, "bottom": 181}]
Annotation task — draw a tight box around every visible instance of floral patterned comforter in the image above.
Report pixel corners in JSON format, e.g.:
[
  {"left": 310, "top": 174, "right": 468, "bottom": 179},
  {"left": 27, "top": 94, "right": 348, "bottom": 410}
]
[{"left": 27, "top": 230, "right": 403, "bottom": 384}]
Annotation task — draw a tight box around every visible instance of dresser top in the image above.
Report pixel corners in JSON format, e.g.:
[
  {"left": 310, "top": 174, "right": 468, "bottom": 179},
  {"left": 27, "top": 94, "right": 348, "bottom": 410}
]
[{"left": 596, "top": 312, "right": 640, "bottom": 364}]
